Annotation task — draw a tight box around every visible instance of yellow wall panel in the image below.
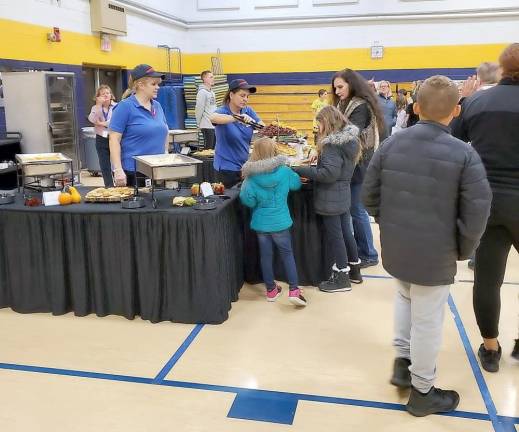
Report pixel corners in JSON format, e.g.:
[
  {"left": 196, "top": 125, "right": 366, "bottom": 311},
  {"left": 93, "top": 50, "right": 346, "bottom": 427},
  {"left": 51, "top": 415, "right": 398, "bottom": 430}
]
[
  {"left": 0, "top": 18, "right": 168, "bottom": 71},
  {"left": 0, "top": 18, "right": 508, "bottom": 75},
  {"left": 184, "top": 44, "right": 507, "bottom": 74}
]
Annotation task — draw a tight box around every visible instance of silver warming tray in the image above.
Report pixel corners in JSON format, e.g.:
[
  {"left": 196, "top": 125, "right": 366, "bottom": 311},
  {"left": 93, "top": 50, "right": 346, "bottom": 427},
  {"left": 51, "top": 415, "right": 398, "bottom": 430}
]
[
  {"left": 134, "top": 154, "right": 202, "bottom": 181},
  {"left": 16, "top": 153, "right": 71, "bottom": 176}
]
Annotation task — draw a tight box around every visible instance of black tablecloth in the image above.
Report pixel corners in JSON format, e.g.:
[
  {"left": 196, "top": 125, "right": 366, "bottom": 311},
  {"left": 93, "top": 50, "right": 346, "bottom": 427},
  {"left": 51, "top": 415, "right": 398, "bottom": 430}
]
[
  {"left": 0, "top": 188, "right": 243, "bottom": 324},
  {"left": 242, "top": 186, "right": 333, "bottom": 287}
]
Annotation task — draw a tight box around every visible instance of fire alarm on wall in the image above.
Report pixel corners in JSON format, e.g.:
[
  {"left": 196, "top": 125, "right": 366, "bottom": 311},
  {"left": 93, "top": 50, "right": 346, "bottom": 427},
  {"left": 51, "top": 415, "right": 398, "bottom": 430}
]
[{"left": 47, "top": 27, "right": 61, "bottom": 42}]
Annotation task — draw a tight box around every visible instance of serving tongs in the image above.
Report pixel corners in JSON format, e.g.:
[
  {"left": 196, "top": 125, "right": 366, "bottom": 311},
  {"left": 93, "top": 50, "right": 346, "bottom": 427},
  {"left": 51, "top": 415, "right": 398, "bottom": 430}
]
[{"left": 232, "top": 114, "right": 264, "bottom": 130}]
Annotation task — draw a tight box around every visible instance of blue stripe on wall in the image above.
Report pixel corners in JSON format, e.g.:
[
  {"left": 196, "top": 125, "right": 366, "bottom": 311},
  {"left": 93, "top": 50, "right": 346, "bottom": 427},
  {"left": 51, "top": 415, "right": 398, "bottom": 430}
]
[{"left": 227, "top": 68, "right": 477, "bottom": 86}]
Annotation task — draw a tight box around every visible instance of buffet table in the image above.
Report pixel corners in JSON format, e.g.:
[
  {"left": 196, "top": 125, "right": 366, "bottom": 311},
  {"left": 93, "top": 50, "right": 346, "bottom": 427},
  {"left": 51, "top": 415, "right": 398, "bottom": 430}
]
[{"left": 0, "top": 189, "right": 243, "bottom": 324}]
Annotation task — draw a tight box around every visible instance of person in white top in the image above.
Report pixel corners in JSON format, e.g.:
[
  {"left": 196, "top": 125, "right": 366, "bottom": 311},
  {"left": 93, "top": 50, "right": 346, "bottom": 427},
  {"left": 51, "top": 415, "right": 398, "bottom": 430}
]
[
  {"left": 88, "top": 85, "right": 117, "bottom": 186},
  {"left": 195, "top": 70, "right": 217, "bottom": 149}
]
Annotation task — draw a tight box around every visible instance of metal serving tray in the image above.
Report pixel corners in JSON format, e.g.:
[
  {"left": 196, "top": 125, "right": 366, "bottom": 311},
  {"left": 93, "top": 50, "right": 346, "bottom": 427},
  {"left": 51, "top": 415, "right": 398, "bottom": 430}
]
[
  {"left": 134, "top": 154, "right": 202, "bottom": 181},
  {"left": 16, "top": 153, "right": 71, "bottom": 176}
]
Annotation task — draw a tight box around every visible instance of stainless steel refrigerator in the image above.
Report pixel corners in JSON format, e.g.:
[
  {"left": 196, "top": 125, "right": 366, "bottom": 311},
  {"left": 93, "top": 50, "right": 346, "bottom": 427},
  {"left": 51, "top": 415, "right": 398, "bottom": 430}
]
[{"left": 2, "top": 71, "right": 79, "bottom": 170}]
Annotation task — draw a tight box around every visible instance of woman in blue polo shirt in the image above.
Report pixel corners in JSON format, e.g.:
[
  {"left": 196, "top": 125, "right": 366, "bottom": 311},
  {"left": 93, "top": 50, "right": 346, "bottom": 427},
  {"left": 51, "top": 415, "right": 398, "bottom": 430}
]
[
  {"left": 210, "top": 79, "right": 263, "bottom": 188},
  {"left": 109, "top": 64, "right": 169, "bottom": 187}
]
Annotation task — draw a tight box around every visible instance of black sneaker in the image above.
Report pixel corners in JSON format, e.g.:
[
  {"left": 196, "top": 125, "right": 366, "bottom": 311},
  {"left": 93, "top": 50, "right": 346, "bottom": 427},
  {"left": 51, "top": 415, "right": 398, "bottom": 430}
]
[
  {"left": 319, "top": 270, "right": 351, "bottom": 292},
  {"left": 512, "top": 339, "right": 519, "bottom": 360},
  {"left": 406, "top": 386, "right": 460, "bottom": 417},
  {"left": 349, "top": 263, "right": 363, "bottom": 284},
  {"left": 360, "top": 259, "right": 379, "bottom": 269},
  {"left": 468, "top": 258, "right": 475, "bottom": 270},
  {"left": 478, "top": 343, "right": 502, "bottom": 372},
  {"left": 390, "top": 357, "right": 411, "bottom": 388}
]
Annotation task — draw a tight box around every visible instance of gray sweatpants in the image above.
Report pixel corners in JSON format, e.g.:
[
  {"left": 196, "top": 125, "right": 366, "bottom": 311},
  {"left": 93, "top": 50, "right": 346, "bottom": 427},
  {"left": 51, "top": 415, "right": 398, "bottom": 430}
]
[{"left": 393, "top": 279, "right": 451, "bottom": 393}]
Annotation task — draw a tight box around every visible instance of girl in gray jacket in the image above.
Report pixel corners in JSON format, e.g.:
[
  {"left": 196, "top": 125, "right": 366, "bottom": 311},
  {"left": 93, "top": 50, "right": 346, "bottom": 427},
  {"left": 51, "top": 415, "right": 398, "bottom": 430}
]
[{"left": 295, "top": 106, "right": 362, "bottom": 292}]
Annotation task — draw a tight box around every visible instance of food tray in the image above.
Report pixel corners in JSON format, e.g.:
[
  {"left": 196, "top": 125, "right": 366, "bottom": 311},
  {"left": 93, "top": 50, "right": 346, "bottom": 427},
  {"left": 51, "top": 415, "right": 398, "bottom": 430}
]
[
  {"left": 194, "top": 198, "right": 217, "bottom": 210},
  {"left": 0, "top": 193, "right": 15, "bottom": 205},
  {"left": 134, "top": 154, "right": 202, "bottom": 181},
  {"left": 16, "top": 153, "right": 71, "bottom": 176},
  {"left": 168, "top": 129, "right": 198, "bottom": 143},
  {"left": 121, "top": 197, "right": 145, "bottom": 209},
  {"left": 85, "top": 187, "right": 135, "bottom": 202}
]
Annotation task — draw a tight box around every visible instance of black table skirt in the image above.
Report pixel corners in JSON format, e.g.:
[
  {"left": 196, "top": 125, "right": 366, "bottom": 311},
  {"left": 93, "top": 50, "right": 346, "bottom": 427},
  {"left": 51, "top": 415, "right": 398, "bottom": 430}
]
[
  {"left": 242, "top": 187, "right": 334, "bottom": 287},
  {"left": 0, "top": 189, "right": 243, "bottom": 324}
]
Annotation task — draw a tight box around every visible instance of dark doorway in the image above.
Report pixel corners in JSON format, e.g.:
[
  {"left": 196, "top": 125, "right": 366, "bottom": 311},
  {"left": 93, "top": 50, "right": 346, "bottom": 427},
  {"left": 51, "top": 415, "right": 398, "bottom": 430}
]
[{"left": 81, "top": 65, "right": 123, "bottom": 124}]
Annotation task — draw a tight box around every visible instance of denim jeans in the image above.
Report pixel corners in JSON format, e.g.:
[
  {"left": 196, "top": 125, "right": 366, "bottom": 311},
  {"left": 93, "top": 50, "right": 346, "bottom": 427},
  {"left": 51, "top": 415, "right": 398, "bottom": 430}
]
[
  {"left": 322, "top": 212, "right": 359, "bottom": 270},
  {"left": 95, "top": 135, "right": 114, "bottom": 187},
  {"left": 257, "top": 229, "right": 298, "bottom": 291},
  {"left": 350, "top": 182, "right": 378, "bottom": 262}
]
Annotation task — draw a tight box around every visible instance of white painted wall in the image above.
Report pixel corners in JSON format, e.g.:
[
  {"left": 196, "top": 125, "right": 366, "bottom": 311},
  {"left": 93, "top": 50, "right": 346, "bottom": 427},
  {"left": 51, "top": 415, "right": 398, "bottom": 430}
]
[
  {"left": 179, "top": 0, "right": 519, "bottom": 22},
  {"left": 0, "top": 0, "right": 518, "bottom": 55},
  {"left": 0, "top": 0, "right": 187, "bottom": 49},
  {"left": 185, "top": 17, "right": 519, "bottom": 53}
]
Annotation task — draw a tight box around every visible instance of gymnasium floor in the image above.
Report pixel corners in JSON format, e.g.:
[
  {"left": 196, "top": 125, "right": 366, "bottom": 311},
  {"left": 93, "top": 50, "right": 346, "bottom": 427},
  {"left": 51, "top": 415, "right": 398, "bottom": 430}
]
[{"left": 0, "top": 173, "right": 517, "bottom": 431}]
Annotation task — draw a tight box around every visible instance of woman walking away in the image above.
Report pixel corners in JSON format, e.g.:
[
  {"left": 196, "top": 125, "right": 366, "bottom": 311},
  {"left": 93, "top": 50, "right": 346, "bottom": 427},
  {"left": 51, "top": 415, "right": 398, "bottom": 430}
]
[
  {"left": 452, "top": 43, "right": 519, "bottom": 371},
  {"left": 240, "top": 137, "right": 306, "bottom": 306},
  {"left": 294, "top": 105, "right": 362, "bottom": 292}
]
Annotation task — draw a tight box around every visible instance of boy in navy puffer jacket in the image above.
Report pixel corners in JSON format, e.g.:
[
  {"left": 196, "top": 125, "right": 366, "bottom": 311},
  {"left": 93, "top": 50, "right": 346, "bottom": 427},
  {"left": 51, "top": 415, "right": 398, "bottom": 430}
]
[{"left": 240, "top": 137, "right": 306, "bottom": 306}]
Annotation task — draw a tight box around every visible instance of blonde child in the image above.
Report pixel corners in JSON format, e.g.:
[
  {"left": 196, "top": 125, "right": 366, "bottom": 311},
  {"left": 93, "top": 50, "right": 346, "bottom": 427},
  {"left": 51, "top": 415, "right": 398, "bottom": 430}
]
[
  {"left": 240, "top": 137, "right": 306, "bottom": 306},
  {"left": 294, "top": 106, "right": 362, "bottom": 292}
]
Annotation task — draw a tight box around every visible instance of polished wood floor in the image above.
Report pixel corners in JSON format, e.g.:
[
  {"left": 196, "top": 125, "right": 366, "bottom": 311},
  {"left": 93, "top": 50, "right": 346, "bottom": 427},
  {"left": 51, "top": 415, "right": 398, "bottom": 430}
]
[{"left": 0, "top": 172, "right": 517, "bottom": 431}]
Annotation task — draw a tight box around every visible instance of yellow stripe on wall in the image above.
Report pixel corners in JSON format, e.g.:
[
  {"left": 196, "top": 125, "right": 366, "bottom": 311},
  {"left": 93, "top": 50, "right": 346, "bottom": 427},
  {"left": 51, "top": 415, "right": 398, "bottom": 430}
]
[
  {"left": 0, "top": 18, "right": 508, "bottom": 74},
  {"left": 184, "top": 43, "right": 507, "bottom": 74},
  {"left": 0, "top": 18, "right": 169, "bottom": 71}
]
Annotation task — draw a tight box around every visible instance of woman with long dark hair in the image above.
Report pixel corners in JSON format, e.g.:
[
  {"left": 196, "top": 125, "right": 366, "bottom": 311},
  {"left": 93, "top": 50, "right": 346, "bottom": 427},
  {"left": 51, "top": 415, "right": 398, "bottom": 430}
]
[{"left": 332, "top": 69, "right": 386, "bottom": 268}]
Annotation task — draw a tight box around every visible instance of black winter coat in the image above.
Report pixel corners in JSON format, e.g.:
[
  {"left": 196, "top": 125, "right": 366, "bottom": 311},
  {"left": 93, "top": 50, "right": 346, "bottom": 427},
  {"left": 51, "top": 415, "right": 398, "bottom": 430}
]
[
  {"left": 451, "top": 78, "right": 519, "bottom": 220},
  {"left": 296, "top": 125, "right": 360, "bottom": 216},
  {"left": 362, "top": 121, "right": 492, "bottom": 286}
]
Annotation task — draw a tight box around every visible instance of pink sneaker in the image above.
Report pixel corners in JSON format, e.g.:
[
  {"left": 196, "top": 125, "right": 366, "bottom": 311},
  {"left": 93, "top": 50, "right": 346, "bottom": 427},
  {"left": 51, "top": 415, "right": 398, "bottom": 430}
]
[
  {"left": 289, "top": 288, "right": 307, "bottom": 307},
  {"left": 266, "top": 285, "right": 282, "bottom": 302}
]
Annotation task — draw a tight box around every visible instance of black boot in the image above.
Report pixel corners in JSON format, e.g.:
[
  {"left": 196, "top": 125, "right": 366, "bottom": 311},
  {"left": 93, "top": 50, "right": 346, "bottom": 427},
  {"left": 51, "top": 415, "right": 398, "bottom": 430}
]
[
  {"left": 319, "top": 269, "right": 351, "bottom": 293},
  {"left": 406, "top": 386, "right": 460, "bottom": 417},
  {"left": 390, "top": 357, "right": 411, "bottom": 388},
  {"left": 478, "top": 343, "right": 502, "bottom": 372},
  {"left": 349, "top": 262, "right": 363, "bottom": 284},
  {"left": 512, "top": 339, "right": 519, "bottom": 360}
]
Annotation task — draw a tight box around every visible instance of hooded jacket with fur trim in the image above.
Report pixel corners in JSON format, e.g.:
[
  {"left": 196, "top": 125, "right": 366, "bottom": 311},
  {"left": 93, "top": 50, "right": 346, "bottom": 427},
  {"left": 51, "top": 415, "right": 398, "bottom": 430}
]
[
  {"left": 240, "top": 155, "right": 301, "bottom": 232},
  {"left": 295, "top": 125, "right": 360, "bottom": 215}
]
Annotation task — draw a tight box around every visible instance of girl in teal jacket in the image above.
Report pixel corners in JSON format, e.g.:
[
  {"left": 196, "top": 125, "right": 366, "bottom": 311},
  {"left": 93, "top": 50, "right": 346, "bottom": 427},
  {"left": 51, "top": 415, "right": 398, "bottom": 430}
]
[{"left": 240, "top": 137, "right": 306, "bottom": 306}]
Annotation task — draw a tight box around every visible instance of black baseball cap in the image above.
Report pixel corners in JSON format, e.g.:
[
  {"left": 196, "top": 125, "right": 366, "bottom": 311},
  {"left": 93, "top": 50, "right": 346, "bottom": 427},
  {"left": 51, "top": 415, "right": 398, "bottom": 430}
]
[
  {"left": 229, "top": 79, "right": 257, "bottom": 93},
  {"left": 131, "top": 64, "right": 165, "bottom": 81}
]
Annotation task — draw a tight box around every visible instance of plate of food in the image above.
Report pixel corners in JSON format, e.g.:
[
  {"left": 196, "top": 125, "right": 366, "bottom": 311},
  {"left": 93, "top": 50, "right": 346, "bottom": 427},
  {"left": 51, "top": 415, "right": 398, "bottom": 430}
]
[{"left": 85, "top": 187, "right": 135, "bottom": 202}]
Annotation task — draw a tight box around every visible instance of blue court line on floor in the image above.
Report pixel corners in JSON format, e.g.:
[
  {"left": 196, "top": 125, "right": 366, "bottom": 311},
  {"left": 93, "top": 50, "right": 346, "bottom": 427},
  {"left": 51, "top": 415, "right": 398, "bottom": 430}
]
[
  {"left": 498, "top": 416, "right": 519, "bottom": 432},
  {"left": 2, "top": 361, "right": 517, "bottom": 425},
  {"left": 448, "top": 295, "right": 505, "bottom": 432},
  {"left": 153, "top": 324, "right": 204, "bottom": 383}
]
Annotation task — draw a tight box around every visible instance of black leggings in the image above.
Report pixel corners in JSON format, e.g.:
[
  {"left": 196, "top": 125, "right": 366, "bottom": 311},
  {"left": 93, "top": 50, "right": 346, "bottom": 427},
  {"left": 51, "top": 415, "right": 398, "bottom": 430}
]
[
  {"left": 473, "top": 214, "right": 519, "bottom": 338},
  {"left": 321, "top": 212, "right": 359, "bottom": 270}
]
